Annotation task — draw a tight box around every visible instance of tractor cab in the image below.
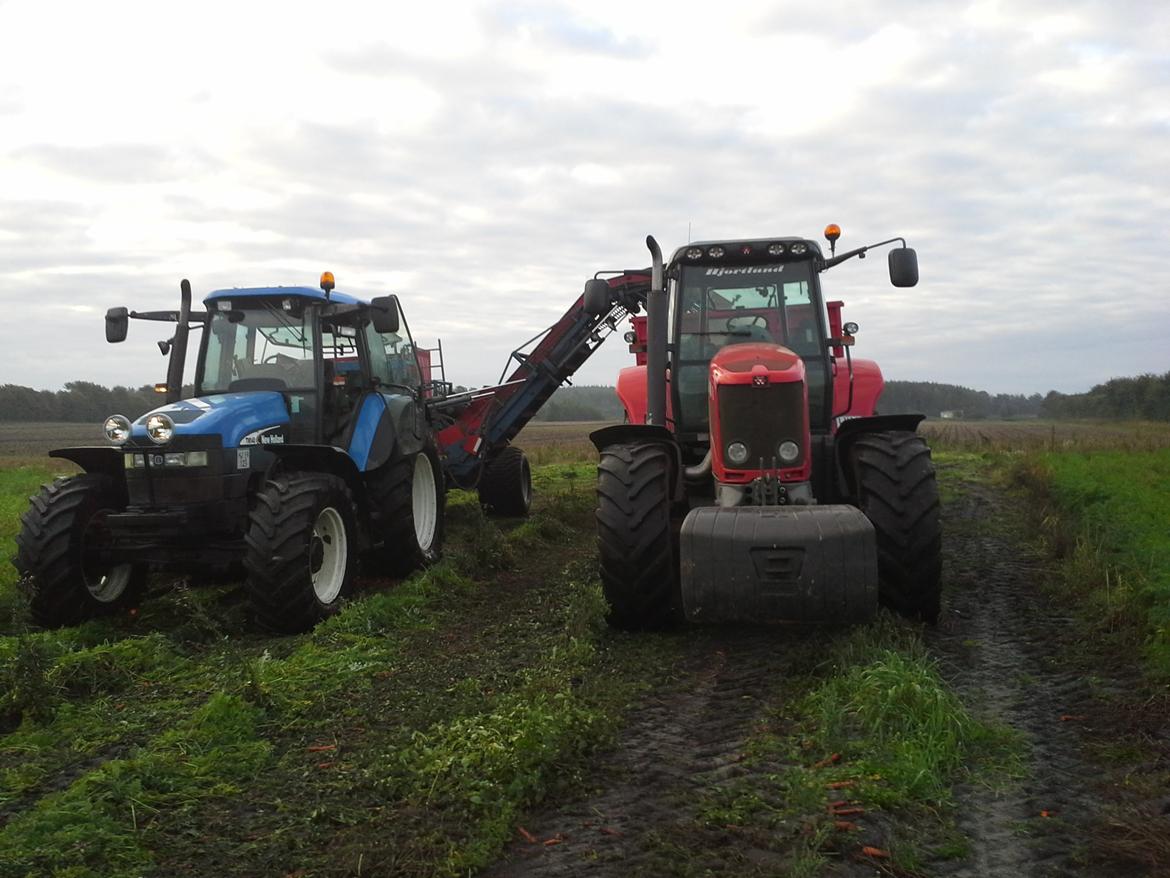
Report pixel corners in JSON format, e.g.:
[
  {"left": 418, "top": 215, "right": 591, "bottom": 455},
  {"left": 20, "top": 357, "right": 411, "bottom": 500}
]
[
  {"left": 195, "top": 279, "right": 422, "bottom": 447},
  {"left": 669, "top": 240, "right": 832, "bottom": 444}
]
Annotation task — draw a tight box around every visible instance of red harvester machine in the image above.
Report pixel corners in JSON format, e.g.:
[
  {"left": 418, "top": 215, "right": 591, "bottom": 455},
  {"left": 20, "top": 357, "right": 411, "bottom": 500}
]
[{"left": 581, "top": 226, "right": 942, "bottom": 629}]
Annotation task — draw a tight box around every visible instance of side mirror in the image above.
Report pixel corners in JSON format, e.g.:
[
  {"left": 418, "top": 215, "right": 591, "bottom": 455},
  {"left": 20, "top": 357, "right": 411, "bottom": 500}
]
[
  {"left": 583, "top": 279, "right": 612, "bottom": 317},
  {"left": 106, "top": 307, "right": 129, "bottom": 343},
  {"left": 370, "top": 295, "right": 400, "bottom": 334},
  {"left": 889, "top": 247, "right": 919, "bottom": 288}
]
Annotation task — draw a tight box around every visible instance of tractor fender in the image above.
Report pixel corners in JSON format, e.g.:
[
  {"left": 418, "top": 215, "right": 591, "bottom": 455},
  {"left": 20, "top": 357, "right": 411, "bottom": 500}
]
[
  {"left": 833, "top": 413, "right": 926, "bottom": 494},
  {"left": 348, "top": 392, "right": 428, "bottom": 473},
  {"left": 590, "top": 424, "right": 685, "bottom": 503},
  {"left": 49, "top": 447, "right": 124, "bottom": 479},
  {"left": 266, "top": 444, "right": 365, "bottom": 498}
]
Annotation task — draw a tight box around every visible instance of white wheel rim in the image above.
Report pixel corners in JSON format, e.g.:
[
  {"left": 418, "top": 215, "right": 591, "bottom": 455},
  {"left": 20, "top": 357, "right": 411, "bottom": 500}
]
[
  {"left": 412, "top": 453, "right": 438, "bottom": 551},
  {"left": 86, "top": 565, "right": 133, "bottom": 603},
  {"left": 311, "top": 506, "right": 348, "bottom": 603},
  {"left": 82, "top": 509, "right": 133, "bottom": 602},
  {"left": 521, "top": 459, "right": 532, "bottom": 507}
]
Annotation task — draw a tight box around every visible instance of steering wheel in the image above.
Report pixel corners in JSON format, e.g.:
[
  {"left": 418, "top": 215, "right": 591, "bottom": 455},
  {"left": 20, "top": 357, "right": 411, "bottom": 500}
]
[
  {"left": 263, "top": 353, "right": 299, "bottom": 370},
  {"left": 726, "top": 314, "right": 767, "bottom": 332}
]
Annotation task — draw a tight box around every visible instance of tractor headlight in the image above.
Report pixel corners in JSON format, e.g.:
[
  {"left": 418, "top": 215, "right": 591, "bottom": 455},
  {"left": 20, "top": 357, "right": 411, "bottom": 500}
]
[
  {"left": 103, "top": 414, "right": 132, "bottom": 445},
  {"left": 726, "top": 441, "right": 749, "bottom": 466},
  {"left": 145, "top": 413, "right": 175, "bottom": 445},
  {"left": 790, "top": 242, "right": 809, "bottom": 255},
  {"left": 685, "top": 247, "right": 703, "bottom": 260},
  {"left": 707, "top": 245, "right": 725, "bottom": 259},
  {"left": 777, "top": 440, "right": 800, "bottom": 464},
  {"left": 767, "top": 242, "right": 785, "bottom": 256}
]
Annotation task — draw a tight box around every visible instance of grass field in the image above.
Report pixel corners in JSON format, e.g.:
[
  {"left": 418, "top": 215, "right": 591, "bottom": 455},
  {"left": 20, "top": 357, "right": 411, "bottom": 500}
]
[{"left": 1, "top": 418, "right": 1168, "bottom": 875}]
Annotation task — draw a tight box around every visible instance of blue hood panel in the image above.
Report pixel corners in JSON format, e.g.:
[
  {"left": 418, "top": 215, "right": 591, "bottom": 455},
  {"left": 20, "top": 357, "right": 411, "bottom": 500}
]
[{"left": 132, "top": 393, "right": 290, "bottom": 448}]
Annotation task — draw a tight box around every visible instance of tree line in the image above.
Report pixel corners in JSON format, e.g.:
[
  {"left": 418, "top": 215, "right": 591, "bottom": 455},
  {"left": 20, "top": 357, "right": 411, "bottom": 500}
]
[
  {"left": 5, "top": 372, "right": 1170, "bottom": 424},
  {"left": 0, "top": 382, "right": 172, "bottom": 423}
]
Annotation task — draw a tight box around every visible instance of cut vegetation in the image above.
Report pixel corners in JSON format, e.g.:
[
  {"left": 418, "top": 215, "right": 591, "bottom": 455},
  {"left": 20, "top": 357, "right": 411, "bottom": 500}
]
[{"left": 2, "top": 420, "right": 1169, "bottom": 876}]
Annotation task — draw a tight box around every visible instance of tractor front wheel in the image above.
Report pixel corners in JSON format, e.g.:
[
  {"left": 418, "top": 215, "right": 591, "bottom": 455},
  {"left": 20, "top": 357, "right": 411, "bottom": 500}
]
[
  {"left": 596, "top": 442, "right": 681, "bottom": 630},
  {"left": 244, "top": 472, "right": 358, "bottom": 633},
  {"left": 366, "top": 444, "right": 445, "bottom": 577},
  {"left": 850, "top": 430, "right": 942, "bottom": 622},
  {"left": 14, "top": 473, "right": 146, "bottom": 628},
  {"left": 477, "top": 446, "right": 532, "bottom": 517}
]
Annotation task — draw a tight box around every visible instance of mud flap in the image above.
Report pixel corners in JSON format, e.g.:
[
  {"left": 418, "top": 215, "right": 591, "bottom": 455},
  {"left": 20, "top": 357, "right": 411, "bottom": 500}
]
[{"left": 679, "top": 505, "right": 878, "bottom": 624}]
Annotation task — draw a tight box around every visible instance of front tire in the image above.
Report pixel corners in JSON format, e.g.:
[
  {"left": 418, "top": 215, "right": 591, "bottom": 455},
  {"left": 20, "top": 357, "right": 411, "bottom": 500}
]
[
  {"left": 244, "top": 472, "right": 358, "bottom": 633},
  {"left": 596, "top": 442, "right": 681, "bottom": 630},
  {"left": 14, "top": 474, "right": 146, "bottom": 628},
  {"left": 366, "top": 445, "right": 445, "bottom": 577},
  {"left": 477, "top": 446, "right": 532, "bottom": 517},
  {"left": 850, "top": 431, "right": 942, "bottom": 622}
]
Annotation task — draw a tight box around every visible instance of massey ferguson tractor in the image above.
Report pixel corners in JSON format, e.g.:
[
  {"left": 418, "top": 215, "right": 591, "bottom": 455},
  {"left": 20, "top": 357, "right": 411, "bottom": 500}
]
[
  {"left": 14, "top": 271, "right": 624, "bottom": 633},
  {"left": 582, "top": 226, "right": 942, "bottom": 629}
]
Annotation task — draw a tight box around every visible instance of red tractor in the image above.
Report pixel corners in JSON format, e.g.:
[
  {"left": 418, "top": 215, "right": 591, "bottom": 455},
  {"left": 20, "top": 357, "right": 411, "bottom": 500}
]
[{"left": 582, "top": 226, "right": 941, "bottom": 629}]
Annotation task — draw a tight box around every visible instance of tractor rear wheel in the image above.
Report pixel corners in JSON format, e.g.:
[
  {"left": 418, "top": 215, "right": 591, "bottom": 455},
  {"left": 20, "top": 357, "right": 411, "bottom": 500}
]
[
  {"left": 366, "top": 444, "right": 445, "bottom": 577},
  {"left": 596, "top": 442, "right": 681, "bottom": 630},
  {"left": 244, "top": 471, "right": 358, "bottom": 633},
  {"left": 477, "top": 446, "right": 532, "bottom": 517},
  {"left": 14, "top": 473, "right": 146, "bottom": 628},
  {"left": 850, "top": 430, "right": 942, "bottom": 622}
]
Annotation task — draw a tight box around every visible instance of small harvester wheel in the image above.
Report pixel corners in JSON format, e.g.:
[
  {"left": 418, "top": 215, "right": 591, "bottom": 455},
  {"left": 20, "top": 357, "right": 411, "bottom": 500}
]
[
  {"left": 850, "top": 430, "right": 942, "bottom": 622},
  {"left": 14, "top": 473, "right": 145, "bottom": 628},
  {"left": 477, "top": 446, "right": 532, "bottom": 517},
  {"left": 244, "top": 471, "right": 358, "bottom": 632},
  {"left": 596, "top": 442, "right": 681, "bottom": 630},
  {"left": 366, "top": 443, "right": 445, "bottom": 577}
]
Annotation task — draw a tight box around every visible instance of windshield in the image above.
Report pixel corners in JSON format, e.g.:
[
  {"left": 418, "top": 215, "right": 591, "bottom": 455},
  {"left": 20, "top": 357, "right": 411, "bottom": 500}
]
[
  {"left": 200, "top": 302, "right": 316, "bottom": 393},
  {"left": 674, "top": 262, "right": 825, "bottom": 431}
]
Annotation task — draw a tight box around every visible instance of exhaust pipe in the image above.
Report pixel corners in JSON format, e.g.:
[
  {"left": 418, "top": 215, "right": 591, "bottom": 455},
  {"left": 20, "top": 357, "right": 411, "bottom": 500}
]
[
  {"left": 165, "top": 279, "right": 192, "bottom": 403},
  {"left": 645, "top": 236, "right": 666, "bottom": 428}
]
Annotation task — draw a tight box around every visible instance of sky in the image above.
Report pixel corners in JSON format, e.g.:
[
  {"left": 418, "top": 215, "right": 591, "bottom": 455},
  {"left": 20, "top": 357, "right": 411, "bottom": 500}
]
[{"left": 1, "top": 0, "right": 1167, "bottom": 398}]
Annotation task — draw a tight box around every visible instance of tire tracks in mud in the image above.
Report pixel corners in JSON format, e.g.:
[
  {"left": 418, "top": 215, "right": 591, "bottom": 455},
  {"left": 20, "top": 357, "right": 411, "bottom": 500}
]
[
  {"left": 924, "top": 470, "right": 1141, "bottom": 878},
  {"left": 483, "top": 629, "right": 805, "bottom": 878}
]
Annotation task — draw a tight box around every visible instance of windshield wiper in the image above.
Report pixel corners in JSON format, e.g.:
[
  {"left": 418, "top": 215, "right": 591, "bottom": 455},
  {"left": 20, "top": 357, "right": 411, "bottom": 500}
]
[{"left": 258, "top": 299, "right": 309, "bottom": 349}]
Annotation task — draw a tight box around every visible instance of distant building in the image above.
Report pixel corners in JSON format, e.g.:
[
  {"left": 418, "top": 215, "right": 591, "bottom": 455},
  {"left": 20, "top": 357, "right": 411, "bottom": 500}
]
[{"left": 940, "top": 410, "right": 963, "bottom": 419}]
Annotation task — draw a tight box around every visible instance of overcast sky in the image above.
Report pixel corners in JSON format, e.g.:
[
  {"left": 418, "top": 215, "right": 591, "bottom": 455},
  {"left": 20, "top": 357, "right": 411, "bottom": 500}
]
[{"left": 1, "top": 0, "right": 1167, "bottom": 398}]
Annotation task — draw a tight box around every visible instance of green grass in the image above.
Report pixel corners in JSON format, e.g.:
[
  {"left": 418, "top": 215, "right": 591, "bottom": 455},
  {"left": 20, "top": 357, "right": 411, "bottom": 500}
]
[
  {"left": 0, "top": 461, "right": 655, "bottom": 877},
  {"left": 686, "top": 619, "right": 1018, "bottom": 874},
  {"left": 1016, "top": 447, "right": 1170, "bottom": 676}
]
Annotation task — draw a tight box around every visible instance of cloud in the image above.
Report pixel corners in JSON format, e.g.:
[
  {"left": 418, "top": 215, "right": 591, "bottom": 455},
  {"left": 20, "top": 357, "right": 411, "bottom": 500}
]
[
  {"left": 13, "top": 143, "right": 188, "bottom": 184},
  {"left": 1, "top": 0, "right": 1169, "bottom": 398}
]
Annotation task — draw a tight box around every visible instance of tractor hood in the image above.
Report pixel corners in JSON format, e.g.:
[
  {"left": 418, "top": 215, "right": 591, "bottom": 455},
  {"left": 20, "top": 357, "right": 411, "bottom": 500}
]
[
  {"left": 709, "top": 342, "right": 804, "bottom": 384},
  {"left": 129, "top": 393, "right": 290, "bottom": 449}
]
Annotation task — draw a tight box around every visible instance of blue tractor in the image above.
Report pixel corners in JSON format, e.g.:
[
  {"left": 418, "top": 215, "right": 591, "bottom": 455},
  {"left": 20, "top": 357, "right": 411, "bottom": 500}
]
[{"left": 14, "top": 275, "right": 446, "bottom": 632}]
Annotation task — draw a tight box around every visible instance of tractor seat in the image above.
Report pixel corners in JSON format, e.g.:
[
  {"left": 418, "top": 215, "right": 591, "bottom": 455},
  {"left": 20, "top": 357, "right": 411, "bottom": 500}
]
[{"left": 229, "top": 377, "right": 287, "bottom": 392}]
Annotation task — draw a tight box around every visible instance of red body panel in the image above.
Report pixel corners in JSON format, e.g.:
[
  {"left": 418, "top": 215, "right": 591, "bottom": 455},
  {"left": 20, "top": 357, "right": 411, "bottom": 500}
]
[
  {"left": 708, "top": 344, "right": 810, "bottom": 484},
  {"left": 831, "top": 357, "right": 883, "bottom": 427},
  {"left": 629, "top": 315, "right": 648, "bottom": 366}
]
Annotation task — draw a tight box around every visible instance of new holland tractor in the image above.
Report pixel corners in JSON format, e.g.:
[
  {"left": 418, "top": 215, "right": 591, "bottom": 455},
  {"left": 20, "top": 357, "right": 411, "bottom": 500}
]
[
  {"left": 582, "top": 226, "right": 942, "bottom": 629},
  {"left": 13, "top": 275, "right": 455, "bottom": 632},
  {"left": 14, "top": 270, "right": 633, "bottom": 633}
]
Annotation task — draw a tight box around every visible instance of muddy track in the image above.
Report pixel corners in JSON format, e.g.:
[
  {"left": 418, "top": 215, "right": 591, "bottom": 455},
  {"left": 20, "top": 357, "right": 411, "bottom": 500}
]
[
  {"left": 924, "top": 468, "right": 1145, "bottom": 878},
  {"left": 483, "top": 628, "right": 812, "bottom": 877}
]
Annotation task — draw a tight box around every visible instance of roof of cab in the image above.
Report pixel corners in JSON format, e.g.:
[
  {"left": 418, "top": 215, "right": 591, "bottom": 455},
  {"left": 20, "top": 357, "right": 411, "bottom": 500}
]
[{"left": 203, "top": 286, "right": 365, "bottom": 306}]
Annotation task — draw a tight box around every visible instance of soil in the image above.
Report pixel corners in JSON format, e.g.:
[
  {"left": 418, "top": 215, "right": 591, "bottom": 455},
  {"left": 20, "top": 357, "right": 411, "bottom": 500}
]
[{"left": 481, "top": 461, "right": 1170, "bottom": 878}]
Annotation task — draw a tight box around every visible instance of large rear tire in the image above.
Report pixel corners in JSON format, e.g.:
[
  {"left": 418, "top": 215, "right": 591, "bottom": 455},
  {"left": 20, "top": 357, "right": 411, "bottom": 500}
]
[
  {"left": 596, "top": 442, "right": 680, "bottom": 630},
  {"left": 14, "top": 474, "right": 146, "bottom": 628},
  {"left": 244, "top": 472, "right": 358, "bottom": 633},
  {"left": 366, "top": 444, "right": 445, "bottom": 577},
  {"left": 477, "top": 446, "right": 532, "bottom": 517},
  {"left": 850, "top": 430, "right": 942, "bottom": 622}
]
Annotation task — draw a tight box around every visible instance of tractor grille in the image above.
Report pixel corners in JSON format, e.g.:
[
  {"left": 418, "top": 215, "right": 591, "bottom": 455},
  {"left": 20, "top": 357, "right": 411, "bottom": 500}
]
[{"left": 717, "top": 382, "right": 806, "bottom": 469}]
